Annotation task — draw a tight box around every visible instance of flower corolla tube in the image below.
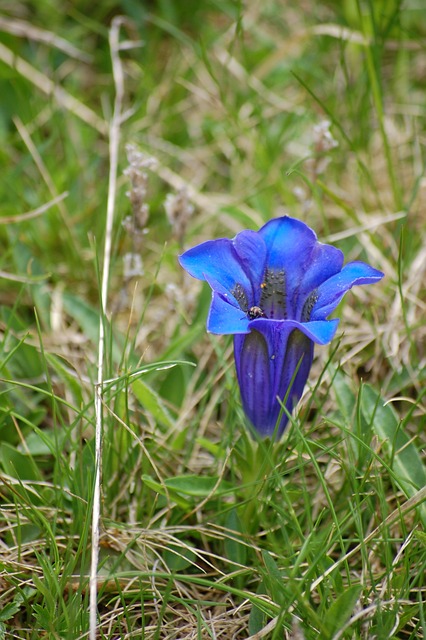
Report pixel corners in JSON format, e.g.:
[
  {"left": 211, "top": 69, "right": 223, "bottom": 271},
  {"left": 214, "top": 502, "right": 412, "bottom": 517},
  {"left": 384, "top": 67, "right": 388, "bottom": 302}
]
[{"left": 179, "top": 216, "right": 384, "bottom": 438}]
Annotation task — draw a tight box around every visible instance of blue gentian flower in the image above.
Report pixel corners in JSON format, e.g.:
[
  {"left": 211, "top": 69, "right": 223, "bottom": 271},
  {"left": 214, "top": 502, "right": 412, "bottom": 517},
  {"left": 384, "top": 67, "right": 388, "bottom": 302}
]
[{"left": 179, "top": 216, "right": 384, "bottom": 438}]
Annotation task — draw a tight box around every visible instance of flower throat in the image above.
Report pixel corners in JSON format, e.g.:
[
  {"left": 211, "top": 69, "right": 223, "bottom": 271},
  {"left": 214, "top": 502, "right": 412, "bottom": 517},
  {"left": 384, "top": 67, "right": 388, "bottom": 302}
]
[{"left": 232, "top": 268, "right": 288, "bottom": 320}]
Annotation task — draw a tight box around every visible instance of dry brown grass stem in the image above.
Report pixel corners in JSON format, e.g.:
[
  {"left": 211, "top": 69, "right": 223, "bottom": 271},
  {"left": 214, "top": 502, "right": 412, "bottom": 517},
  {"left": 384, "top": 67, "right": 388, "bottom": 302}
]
[
  {"left": 0, "top": 192, "right": 68, "bottom": 224},
  {"left": 0, "top": 270, "right": 47, "bottom": 284},
  {"left": 13, "top": 116, "right": 71, "bottom": 229},
  {"left": 0, "top": 16, "right": 92, "bottom": 61},
  {"left": 312, "top": 22, "right": 425, "bottom": 51},
  {"left": 325, "top": 210, "right": 406, "bottom": 243},
  {"left": 0, "top": 41, "right": 107, "bottom": 135}
]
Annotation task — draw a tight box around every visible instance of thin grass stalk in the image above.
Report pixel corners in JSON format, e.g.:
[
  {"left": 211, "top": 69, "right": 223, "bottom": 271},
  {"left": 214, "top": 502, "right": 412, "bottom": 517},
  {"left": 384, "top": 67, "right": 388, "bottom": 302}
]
[
  {"left": 245, "top": 485, "right": 426, "bottom": 640},
  {"left": 355, "top": 0, "right": 402, "bottom": 210},
  {"left": 0, "top": 41, "right": 107, "bottom": 135},
  {"left": 89, "top": 17, "right": 125, "bottom": 640}
]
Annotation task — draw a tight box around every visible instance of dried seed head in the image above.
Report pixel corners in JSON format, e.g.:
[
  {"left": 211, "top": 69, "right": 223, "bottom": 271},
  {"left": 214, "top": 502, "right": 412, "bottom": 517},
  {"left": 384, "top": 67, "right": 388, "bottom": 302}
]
[
  {"left": 124, "top": 144, "right": 157, "bottom": 232},
  {"left": 306, "top": 120, "right": 339, "bottom": 178},
  {"left": 164, "top": 188, "right": 194, "bottom": 245},
  {"left": 312, "top": 120, "right": 338, "bottom": 154},
  {"left": 123, "top": 252, "right": 144, "bottom": 279}
]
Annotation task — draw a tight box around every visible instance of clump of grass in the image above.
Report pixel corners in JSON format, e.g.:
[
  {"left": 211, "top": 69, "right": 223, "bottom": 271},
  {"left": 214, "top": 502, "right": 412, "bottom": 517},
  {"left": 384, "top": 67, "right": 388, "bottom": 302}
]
[{"left": 0, "top": 1, "right": 425, "bottom": 639}]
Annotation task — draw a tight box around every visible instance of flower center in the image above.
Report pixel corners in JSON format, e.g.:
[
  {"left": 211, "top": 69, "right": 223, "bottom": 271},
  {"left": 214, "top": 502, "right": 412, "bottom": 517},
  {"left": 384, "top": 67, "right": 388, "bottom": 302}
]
[
  {"left": 232, "top": 269, "right": 289, "bottom": 320},
  {"left": 259, "top": 268, "right": 287, "bottom": 319}
]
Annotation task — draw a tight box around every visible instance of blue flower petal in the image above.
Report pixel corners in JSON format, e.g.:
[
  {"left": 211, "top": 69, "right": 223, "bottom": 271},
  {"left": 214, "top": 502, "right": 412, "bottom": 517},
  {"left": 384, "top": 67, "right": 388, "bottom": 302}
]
[
  {"left": 251, "top": 317, "right": 339, "bottom": 345},
  {"left": 207, "top": 292, "right": 250, "bottom": 334},
  {"left": 234, "top": 318, "right": 338, "bottom": 435},
  {"left": 312, "top": 261, "right": 384, "bottom": 320},
  {"left": 234, "top": 320, "right": 316, "bottom": 437},
  {"left": 203, "top": 273, "right": 239, "bottom": 303},
  {"left": 276, "top": 329, "right": 314, "bottom": 432},
  {"left": 233, "top": 230, "right": 267, "bottom": 296},
  {"left": 299, "top": 242, "right": 344, "bottom": 295},
  {"left": 258, "top": 216, "right": 317, "bottom": 271},
  {"left": 259, "top": 216, "right": 336, "bottom": 317},
  {"left": 259, "top": 217, "right": 316, "bottom": 290},
  {"left": 178, "top": 238, "right": 252, "bottom": 295},
  {"left": 234, "top": 331, "right": 273, "bottom": 434}
]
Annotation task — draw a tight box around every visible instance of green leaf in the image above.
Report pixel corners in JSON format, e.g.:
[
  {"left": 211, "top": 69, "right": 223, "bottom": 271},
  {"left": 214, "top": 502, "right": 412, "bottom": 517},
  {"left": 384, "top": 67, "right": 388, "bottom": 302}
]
[
  {"left": 262, "top": 550, "right": 282, "bottom": 584},
  {"left": 141, "top": 475, "right": 191, "bottom": 509},
  {"left": 61, "top": 292, "right": 100, "bottom": 344},
  {"left": 360, "top": 384, "right": 426, "bottom": 522},
  {"left": 0, "top": 593, "right": 24, "bottom": 622},
  {"left": 332, "top": 371, "right": 372, "bottom": 465},
  {"left": 195, "top": 437, "right": 225, "bottom": 459},
  {"left": 323, "top": 584, "right": 362, "bottom": 638},
  {"left": 163, "top": 542, "right": 196, "bottom": 571},
  {"left": 142, "top": 473, "right": 234, "bottom": 511},
  {"left": 224, "top": 509, "right": 247, "bottom": 566},
  {"left": 160, "top": 323, "right": 204, "bottom": 360},
  {"left": 45, "top": 353, "right": 84, "bottom": 406},
  {"left": 164, "top": 474, "right": 233, "bottom": 497},
  {"left": 159, "top": 365, "right": 186, "bottom": 408},
  {"left": 0, "top": 309, "right": 44, "bottom": 380},
  {"left": 0, "top": 442, "right": 43, "bottom": 481},
  {"left": 132, "top": 378, "right": 174, "bottom": 429},
  {"left": 332, "top": 370, "right": 356, "bottom": 423},
  {"left": 21, "top": 427, "right": 66, "bottom": 457},
  {"left": 61, "top": 292, "right": 124, "bottom": 365},
  {"left": 248, "top": 582, "right": 267, "bottom": 635},
  {"left": 413, "top": 530, "right": 426, "bottom": 547},
  {"left": 261, "top": 550, "right": 287, "bottom": 607}
]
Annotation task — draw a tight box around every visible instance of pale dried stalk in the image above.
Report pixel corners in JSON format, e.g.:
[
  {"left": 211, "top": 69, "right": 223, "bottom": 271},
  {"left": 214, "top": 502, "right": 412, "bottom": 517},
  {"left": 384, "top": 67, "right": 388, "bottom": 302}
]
[
  {"left": 0, "top": 16, "right": 92, "bottom": 62},
  {"left": 0, "top": 270, "right": 47, "bottom": 284},
  {"left": 89, "top": 17, "right": 125, "bottom": 640},
  {"left": 13, "top": 116, "right": 69, "bottom": 225},
  {"left": 0, "top": 192, "right": 68, "bottom": 224},
  {"left": 0, "top": 41, "right": 107, "bottom": 135}
]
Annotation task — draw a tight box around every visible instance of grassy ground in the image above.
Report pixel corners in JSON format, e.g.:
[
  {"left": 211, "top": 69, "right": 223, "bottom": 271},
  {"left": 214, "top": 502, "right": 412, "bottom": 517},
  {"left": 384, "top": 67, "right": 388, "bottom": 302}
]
[{"left": 0, "top": 0, "right": 425, "bottom": 638}]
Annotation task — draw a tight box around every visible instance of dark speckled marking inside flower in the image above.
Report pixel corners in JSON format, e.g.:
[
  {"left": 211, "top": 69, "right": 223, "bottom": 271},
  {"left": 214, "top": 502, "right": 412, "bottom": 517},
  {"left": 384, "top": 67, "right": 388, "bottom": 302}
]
[
  {"left": 232, "top": 283, "right": 248, "bottom": 312},
  {"left": 301, "top": 291, "right": 319, "bottom": 322},
  {"left": 260, "top": 268, "right": 287, "bottom": 319}
]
